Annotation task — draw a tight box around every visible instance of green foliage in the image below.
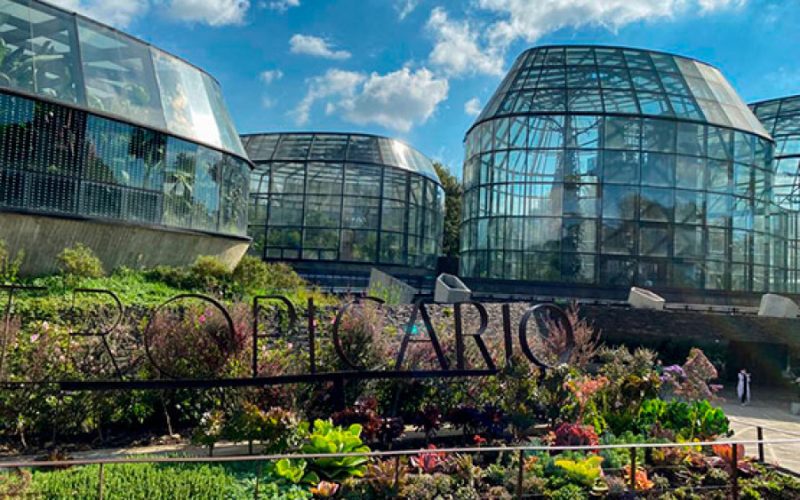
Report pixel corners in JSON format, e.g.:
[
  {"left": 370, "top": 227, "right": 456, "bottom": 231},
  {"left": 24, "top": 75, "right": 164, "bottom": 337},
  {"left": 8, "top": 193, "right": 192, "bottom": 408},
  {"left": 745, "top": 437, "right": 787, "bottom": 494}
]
[
  {"left": 225, "top": 405, "right": 307, "bottom": 453},
  {"left": 56, "top": 243, "right": 105, "bottom": 279},
  {"left": 550, "top": 483, "right": 588, "bottom": 500},
  {"left": 554, "top": 455, "right": 603, "bottom": 487},
  {"left": 28, "top": 463, "right": 248, "bottom": 499},
  {"left": 191, "top": 409, "right": 226, "bottom": 452},
  {"left": 0, "top": 239, "right": 24, "bottom": 283},
  {"left": 635, "top": 399, "right": 729, "bottom": 439},
  {"left": 300, "top": 419, "right": 370, "bottom": 481},
  {"left": 190, "top": 255, "right": 232, "bottom": 288},
  {"left": 433, "top": 162, "right": 462, "bottom": 257},
  {"left": 263, "top": 458, "right": 318, "bottom": 487},
  {"left": 232, "top": 257, "right": 307, "bottom": 293}
]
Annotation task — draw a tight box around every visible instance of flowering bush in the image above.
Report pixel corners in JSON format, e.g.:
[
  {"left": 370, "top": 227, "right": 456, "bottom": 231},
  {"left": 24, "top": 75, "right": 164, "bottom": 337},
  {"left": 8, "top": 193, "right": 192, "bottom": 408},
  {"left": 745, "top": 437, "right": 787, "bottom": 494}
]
[
  {"left": 146, "top": 301, "right": 247, "bottom": 379},
  {"left": 552, "top": 423, "right": 599, "bottom": 448},
  {"left": 661, "top": 348, "right": 722, "bottom": 401}
]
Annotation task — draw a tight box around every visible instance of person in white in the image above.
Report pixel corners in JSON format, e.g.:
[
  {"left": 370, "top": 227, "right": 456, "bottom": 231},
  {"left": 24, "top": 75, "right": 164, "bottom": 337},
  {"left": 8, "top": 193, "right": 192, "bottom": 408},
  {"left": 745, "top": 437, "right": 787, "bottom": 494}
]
[{"left": 737, "top": 369, "right": 751, "bottom": 406}]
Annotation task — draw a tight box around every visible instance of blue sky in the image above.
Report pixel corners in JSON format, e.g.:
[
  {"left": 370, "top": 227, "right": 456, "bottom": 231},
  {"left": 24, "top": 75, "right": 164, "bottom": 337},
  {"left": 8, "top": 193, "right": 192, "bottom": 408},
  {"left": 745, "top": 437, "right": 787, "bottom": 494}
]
[{"left": 54, "top": 0, "right": 800, "bottom": 174}]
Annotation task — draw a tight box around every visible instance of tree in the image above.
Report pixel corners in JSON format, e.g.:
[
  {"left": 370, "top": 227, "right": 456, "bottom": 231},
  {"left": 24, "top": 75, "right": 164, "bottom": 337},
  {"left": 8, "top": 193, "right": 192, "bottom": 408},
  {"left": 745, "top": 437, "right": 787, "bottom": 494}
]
[{"left": 433, "top": 162, "right": 462, "bottom": 257}]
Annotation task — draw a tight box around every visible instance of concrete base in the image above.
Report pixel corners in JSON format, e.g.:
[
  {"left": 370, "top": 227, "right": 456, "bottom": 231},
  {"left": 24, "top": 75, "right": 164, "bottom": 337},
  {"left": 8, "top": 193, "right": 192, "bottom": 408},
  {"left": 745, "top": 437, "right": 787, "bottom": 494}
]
[
  {"left": 0, "top": 211, "right": 249, "bottom": 276},
  {"left": 758, "top": 294, "right": 800, "bottom": 319},
  {"left": 628, "top": 287, "right": 666, "bottom": 310},
  {"left": 368, "top": 268, "right": 417, "bottom": 304},
  {"left": 434, "top": 273, "right": 471, "bottom": 303}
]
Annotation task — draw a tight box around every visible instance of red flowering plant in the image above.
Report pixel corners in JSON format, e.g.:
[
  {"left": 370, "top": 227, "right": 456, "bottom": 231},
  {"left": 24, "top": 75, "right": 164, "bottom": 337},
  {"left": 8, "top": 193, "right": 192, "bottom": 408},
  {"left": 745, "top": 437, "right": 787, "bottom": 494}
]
[
  {"left": 564, "top": 375, "right": 609, "bottom": 426},
  {"left": 552, "top": 422, "right": 600, "bottom": 451},
  {"left": 410, "top": 444, "right": 448, "bottom": 474}
]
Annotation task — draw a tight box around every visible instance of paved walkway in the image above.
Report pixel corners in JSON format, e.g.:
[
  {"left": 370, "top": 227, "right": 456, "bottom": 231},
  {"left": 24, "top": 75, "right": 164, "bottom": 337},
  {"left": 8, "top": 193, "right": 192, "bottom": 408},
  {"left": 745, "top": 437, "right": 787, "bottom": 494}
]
[{"left": 719, "top": 387, "right": 800, "bottom": 474}]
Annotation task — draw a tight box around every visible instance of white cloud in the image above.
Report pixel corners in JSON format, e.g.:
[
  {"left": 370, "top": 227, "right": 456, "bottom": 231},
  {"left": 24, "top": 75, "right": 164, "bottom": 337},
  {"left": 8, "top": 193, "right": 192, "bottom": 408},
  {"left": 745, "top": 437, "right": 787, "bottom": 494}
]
[
  {"left": 47, "top": 0, "right": 149, "bottom": 28},
  {"left": 426, "top": 7, "right": 504, "bottom": 77},
  {"left": 464, "top": 97, "right": 482, "bottom": 116},
  {"left": 260, "top": 69, "right": 284, "bottom": 84},
  {"left": 294, "top": 67, "right": 449, "bottom": 132},
  {"left": 396, "top": 0, "right": 418, "bottom": 20},
  {"left": 265, "top": 0, "right": 299, "bottom": 11},
  {"left": 476, "top": 0, "right": 748, "bottom": 48},
  {"left": 289, "top": 34, "right": 351, "bottom": 60},
  {"left": 336, "top": 67, "right": 449, "bottom": 132},
  {"left": 293, "top": 69, "right": 366, "bottom": 125},
  {"left": 165, "top": 0, "right": 250, "bottom": 26}
]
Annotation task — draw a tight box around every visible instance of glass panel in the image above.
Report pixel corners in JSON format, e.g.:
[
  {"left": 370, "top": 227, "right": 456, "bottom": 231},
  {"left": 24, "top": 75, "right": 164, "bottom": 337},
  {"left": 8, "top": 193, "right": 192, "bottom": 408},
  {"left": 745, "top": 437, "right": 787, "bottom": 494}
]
[
  {"left": 640, "top": 187, "right": 673, "bottom": 222},
  {"left": 602, "top": 220, "right": 636, "bottom": 254},
  {"left": 641, "top": 152, "right": 675, "bottom": 187},
  {"left": 603, "top": 117, "right": 640, "bottom": 150},
  {"left": 0, "top": 0, "right": 82, "bottom": 103},
  {"left": 77, "top": 18, "right": 164, "bottom": 128},
  {"left": 603, "top": 151, "right": 640, "bottom": 184},
  {"left": 153, "top": 51, "right": 224, "bottom": 149},
  {"left": 201, "top": 73, "right": 245, "bottom": 155},
  {"left": 602, "top": 185, "right": 637, "bottom": 219},
  {"left": 562, "top": 218, "right": 596, "bottom": 253}
]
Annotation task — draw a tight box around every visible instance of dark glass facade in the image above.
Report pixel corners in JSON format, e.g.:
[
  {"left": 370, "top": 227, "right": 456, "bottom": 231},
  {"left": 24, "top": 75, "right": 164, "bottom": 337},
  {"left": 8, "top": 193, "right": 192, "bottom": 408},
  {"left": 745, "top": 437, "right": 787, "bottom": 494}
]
[
  {"left": 244, "top": 133, "right": 444, "bottom": 276},
  {"left": 0, "top": 0, "right": 250, "bottom": 237},
  {"left": 461, "top": 46, "right": 782, "bottom": 293},
  {"left": 751, "top": 96, "right": 800, "bottom": 292}
]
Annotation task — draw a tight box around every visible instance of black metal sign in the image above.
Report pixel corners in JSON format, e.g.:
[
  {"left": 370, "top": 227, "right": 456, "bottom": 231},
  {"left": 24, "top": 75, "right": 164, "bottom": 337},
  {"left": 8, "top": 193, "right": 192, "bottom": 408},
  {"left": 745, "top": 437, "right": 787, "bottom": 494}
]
[{"left": 0, "top": 286, "right": 575, "bottom": 396}]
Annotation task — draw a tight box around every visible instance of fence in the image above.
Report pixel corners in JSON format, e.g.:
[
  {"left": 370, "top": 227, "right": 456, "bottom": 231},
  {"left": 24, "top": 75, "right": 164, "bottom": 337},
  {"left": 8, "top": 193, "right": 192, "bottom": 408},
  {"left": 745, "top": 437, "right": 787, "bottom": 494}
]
[{"left": 1, "top": 432, "right": 799, "bottom": 499}]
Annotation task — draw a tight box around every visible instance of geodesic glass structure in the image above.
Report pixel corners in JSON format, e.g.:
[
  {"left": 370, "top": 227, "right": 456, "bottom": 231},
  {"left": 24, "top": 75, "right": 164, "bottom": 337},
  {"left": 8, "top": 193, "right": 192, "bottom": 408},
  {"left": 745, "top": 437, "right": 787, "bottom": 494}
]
[
  {"left": 0, "top": 0, "right": 250, "bottom": 237},
  {"left": 461, "top": 45, "right": 783, "bottom": 293},
  {"left": 243, "top": 133, "right": 444, "bottom": 285},
  {"left": 751, "top": 95, "right": 800, "bottom": 292}
]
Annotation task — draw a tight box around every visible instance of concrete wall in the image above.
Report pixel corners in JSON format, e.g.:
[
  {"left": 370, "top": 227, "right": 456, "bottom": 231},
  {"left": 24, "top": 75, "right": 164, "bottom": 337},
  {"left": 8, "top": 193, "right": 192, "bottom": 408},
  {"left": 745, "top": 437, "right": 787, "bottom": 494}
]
[
  {"left": 0, "top": 212, "right": 250, "bottom": 275},
  {"left": 580, "top": 305, "right": 800, "bottom": 383}
]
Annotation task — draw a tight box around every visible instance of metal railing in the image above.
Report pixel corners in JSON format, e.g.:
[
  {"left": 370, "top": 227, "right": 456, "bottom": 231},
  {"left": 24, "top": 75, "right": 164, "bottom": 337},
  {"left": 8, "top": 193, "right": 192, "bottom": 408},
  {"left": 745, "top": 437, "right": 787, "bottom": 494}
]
[{"left": 1, "top": 432, "right": 799, "bottom": 499}]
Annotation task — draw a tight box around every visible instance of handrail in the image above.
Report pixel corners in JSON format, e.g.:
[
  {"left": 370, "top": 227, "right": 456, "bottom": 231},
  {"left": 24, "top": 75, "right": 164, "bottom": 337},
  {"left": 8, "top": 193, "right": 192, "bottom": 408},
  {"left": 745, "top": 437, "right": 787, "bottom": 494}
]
[{"left": 1, "top": 437, "right": 799, "bottom": 469}]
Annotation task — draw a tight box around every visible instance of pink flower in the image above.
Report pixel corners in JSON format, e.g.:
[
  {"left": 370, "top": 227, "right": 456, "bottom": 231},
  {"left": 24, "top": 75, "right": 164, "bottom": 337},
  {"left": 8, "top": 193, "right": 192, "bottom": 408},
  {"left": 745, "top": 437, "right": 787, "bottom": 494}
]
[
  {"left": 30, "top": 333, "right": 39, "bottom": 343},
  {"left": 198, "top": 314, "right": 207, "bottom": 324}
]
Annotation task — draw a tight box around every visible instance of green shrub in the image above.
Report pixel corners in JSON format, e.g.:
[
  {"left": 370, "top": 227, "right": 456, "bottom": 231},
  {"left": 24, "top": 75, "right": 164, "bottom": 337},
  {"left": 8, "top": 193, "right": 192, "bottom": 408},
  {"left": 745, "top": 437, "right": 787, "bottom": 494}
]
[
  {"left": 232, "top": 255, "right": 271, "bottom": 292},
  {"left": 56, "top": 243, "right": 105, "bottom": 279},
  {"left": 232, "top": 257, "right": 307, "bottom": 293},
  {"left": 189, "top": 256, "right": 232, "bottom": 289},
  {"left": 0, "top": 239, "right": 24, "bottom": 283},
  {"left": 551, "top": 483, "right": 588, "bottom": 500}
]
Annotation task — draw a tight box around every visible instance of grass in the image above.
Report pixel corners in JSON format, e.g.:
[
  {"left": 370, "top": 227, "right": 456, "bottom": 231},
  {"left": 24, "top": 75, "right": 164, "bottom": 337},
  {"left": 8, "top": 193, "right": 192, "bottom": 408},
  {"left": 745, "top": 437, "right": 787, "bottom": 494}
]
[{"left": 21, "top": 462, "right": 260, "bottom": 499}]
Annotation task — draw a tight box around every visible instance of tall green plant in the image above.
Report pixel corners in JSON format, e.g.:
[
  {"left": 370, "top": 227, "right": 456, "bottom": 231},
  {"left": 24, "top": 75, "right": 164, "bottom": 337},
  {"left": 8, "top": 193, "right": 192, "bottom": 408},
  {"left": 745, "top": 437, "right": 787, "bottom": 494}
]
[{"left": 0, "top": 239, "right": 24, "bottom": 283}]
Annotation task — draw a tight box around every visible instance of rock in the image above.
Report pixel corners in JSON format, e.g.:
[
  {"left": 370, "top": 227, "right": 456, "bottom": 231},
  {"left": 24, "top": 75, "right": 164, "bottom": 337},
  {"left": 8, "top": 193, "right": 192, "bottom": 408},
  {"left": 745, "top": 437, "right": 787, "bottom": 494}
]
[
  {"left": 627, "top": 287, "right": 665, "bottom": 311},
  {"left": 434, "top": 274, "right": 471, "bottom": 304},
  {"left": 757, "top": 294, "right": 800, "bottom": 319}
]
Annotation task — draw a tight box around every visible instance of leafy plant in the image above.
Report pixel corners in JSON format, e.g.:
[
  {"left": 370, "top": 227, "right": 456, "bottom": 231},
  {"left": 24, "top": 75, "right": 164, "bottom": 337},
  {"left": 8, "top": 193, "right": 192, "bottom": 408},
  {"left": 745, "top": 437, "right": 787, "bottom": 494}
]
[
  {"left": 366, "top": 458, "right": 406, "bottom": 496},
  {"left": 226, "top": 404, "right": 306, "bottom": 453},
  {"left": 622, "top": 465, "right": 655, "bottom": 491},
  {"left": 266, "top": 458, "right": 318, "bottom": 486},
  {"left": 191, "top": 409, "right": 225, "bottom": 455},
  {"left": 553, "top": 422, "right": 599, "bottom": 448},
  {"left": 0, "top": 239, "right": 24, "bottom": 283},
  {"left": 300, "top": 420, "right": 370, "bottom": 481},
  {"left": 554, "top": 455, "right": 603, "bottom": 487},
  {"left": 411, "top": 445, "right": 447, "bottom": 474},
  {"left": 56, "top": 243, "right": 105, "bottom": 280}
]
